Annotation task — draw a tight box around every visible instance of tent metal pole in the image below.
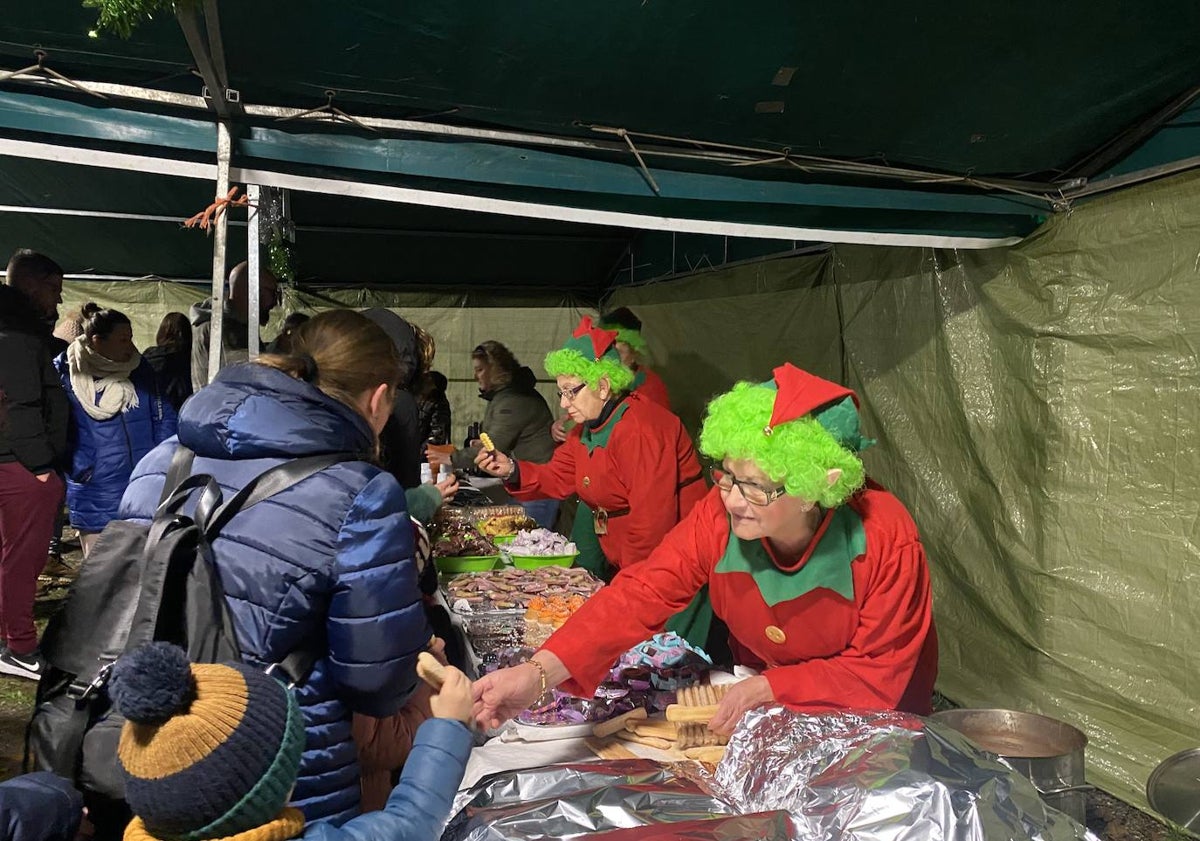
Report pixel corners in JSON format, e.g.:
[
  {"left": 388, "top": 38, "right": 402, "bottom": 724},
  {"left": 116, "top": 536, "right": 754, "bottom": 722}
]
[
  {"left": 247, "top": 183, "right": 261, "bottom": 359},
  {"left": 207, "top": 121, "right": 232, "bottom": 384}
]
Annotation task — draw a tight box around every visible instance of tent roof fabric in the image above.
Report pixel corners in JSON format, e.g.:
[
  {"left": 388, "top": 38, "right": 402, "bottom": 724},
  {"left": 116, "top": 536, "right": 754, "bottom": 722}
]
[
  {"left": 4, "top": 2, "right": 1199, "bottom": 179},
  {"left": 0, "top": 2, "right": 1198, "bottom": 283}
]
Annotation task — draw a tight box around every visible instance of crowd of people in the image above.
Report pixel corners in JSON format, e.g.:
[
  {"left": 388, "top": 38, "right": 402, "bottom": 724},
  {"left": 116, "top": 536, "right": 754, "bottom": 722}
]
[{"left": 0, "top": 248, "right": 937, "bottom": 841}]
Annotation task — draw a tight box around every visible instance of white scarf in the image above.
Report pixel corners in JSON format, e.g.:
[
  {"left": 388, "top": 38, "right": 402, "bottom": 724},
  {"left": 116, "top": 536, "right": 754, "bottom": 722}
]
[{"left": 67, "top": 336, "right": 142, "bottom": 421}]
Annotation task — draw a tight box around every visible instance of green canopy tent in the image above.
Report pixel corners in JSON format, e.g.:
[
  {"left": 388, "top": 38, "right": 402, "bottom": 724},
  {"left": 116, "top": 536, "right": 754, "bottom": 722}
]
[{"left": 4, "top": 0, "right": 1200, "bottom": 818}]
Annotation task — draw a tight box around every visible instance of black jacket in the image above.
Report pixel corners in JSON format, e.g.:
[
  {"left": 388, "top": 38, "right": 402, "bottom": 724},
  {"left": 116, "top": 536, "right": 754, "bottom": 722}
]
[
  {"left": 0, "top": 286, "right": 68, "bottom": 473},
  {"left": 360, "top": 308, "right": 424, "bottom": 489},
  {"left": 142, "top": 344, "right": 194, "bottom": 412},
  {"left": 417, "top": 392, "right": 452, "bottom": 445},
  {"left": 0, "top": 773, "right": 82, "bottom": 841}
]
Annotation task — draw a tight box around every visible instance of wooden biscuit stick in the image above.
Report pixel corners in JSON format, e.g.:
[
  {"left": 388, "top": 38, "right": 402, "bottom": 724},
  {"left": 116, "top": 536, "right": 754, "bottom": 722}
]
[
  {"left": 592, "top": 707, "right": 648, "bottom": 738},
  {"left": 666, "top": 704, "right": 719, "bottom": 723},
  {"left": 684, "top": 746, "right": 727, "bottom": 763},
  {"left": 585, "top": 736, "right": 637, "bottom": 760},
  {"left": 615, "top": 730, "right": 674, "bottom": 750},
  {"left": 416, "top": 652, "right": 446, "bottom": 690},
  {"left": 628, "top": 720, "right": 678, "bottom": 740}
]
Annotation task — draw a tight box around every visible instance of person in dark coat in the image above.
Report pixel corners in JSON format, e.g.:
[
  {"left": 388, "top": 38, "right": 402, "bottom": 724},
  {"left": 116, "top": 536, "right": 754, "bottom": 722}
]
[
  {"left": 416, "top": 371, "right": 452, "bottom": 445},
  {"left": 0, "top": 772, "right": 83, "bottom": 841},
  {"left": 190, "top": 262, "right": 278, "bottom": 389},
  {"left": 55, "top": 304, "right": 177, "bottom": 557},
  {"left": 0, "top": 250, "right": 68, "bottom": 681},
  {"left": 141, "top": 311, "right": 193, "bottom": 412},
  {"left": 117, "top": 310, "right": 429, "bottom": 827}
]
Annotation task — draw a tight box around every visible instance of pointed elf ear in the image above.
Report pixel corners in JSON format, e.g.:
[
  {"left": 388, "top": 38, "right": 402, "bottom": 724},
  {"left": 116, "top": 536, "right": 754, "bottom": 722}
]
[{"left": 826, "top": 468, "right": 843, "bottom": 487}]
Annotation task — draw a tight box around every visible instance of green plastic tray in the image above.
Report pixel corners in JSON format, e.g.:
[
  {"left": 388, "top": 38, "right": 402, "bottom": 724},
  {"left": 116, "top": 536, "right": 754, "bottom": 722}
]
[
  {"left": 435, "top": 555, "right": 500, "bottom": 574},
  {"left": 509, "top": 553, "right": 577, "bottom": 569}
]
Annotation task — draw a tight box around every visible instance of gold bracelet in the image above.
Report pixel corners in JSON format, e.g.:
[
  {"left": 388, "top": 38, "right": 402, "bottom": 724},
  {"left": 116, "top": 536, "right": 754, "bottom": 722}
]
[{"left": 525, "top": 658, "right": 549, "bottom": 705}]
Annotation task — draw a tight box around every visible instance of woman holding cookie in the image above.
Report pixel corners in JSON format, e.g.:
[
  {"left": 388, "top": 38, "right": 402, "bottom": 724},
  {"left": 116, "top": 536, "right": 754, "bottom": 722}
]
[
  {"left": 473, "top": 316, "right": 711, "bottom": 648},
  {"left": 473, "top": 364, "right": 938, "bottom": 737}
]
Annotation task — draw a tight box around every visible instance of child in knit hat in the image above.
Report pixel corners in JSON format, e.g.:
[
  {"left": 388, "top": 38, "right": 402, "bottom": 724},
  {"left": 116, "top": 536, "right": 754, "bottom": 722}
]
[{"left": 108, "top": 642, "right": 474, "bottom": 841}]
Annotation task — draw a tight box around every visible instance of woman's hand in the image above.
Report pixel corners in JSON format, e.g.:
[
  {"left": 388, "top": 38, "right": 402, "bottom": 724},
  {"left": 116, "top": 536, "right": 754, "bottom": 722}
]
[
  {"left": 707, "top": 676, "right": 774, "bottom": 736},
  {"left": 474, "top": 447, "right": 513, "bottom": 479},
  {"left": 550, "top": 416, "right": 570, "bottom": 443},
  {"left": 472, "top": 662, "right": 544, "bottom": 730},
  {"left": 430, "top": 666, "right": 474, "bottom": 726},
  {"left": 435, "top": 473, "right": 459, "bottom": 503}
]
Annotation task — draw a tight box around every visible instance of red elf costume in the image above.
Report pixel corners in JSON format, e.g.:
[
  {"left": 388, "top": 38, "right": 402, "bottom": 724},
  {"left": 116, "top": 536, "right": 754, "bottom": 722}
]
[{"left": 541, "top": 364, "right": 938, "bottom": 715}]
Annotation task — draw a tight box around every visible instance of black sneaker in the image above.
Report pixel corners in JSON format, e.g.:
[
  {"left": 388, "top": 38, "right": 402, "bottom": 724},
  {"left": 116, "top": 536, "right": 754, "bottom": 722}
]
[{"left": 0, "top": 648, "right": 46, "bottom": 680}]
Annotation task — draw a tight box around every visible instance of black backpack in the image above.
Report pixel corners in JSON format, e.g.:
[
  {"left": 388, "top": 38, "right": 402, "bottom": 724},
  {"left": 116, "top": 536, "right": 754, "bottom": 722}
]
[{"left": 26, "top": 447, "right": 351, "bottom": 834}]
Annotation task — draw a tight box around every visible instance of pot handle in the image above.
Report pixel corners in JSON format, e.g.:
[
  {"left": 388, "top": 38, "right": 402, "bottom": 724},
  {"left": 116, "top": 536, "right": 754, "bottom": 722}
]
[{"left": 1036, "top": 783, "right": 1094, "bottom": 796}]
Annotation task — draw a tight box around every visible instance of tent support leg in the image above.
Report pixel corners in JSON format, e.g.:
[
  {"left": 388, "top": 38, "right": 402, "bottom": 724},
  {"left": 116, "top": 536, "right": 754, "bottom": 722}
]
[
  {"left": 247, "top": 182, "right": 261, "bottom": 359},
  {"left": 207, "top": 120, "right": 232, "bottom": 384}
]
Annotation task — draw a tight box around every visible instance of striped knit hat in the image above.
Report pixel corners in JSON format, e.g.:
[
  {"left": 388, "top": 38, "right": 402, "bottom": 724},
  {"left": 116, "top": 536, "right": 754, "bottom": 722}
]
[{"left": 110, "top": 643, "right": 306, "bottom": 841}]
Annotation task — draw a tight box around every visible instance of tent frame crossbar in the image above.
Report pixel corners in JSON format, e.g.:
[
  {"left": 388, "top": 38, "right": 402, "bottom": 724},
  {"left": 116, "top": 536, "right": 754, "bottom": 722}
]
[{"left": 0, "top": 69, "right": 1079, "bottom": 208}]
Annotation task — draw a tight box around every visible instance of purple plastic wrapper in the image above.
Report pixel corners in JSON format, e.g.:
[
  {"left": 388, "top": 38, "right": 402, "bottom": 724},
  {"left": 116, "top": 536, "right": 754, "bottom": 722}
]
[{"left": 710, "top": 706, "right": 1099, "bottom": 841}]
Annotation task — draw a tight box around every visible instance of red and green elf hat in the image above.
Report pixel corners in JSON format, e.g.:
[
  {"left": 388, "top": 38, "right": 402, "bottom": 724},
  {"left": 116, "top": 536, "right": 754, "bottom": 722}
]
[
  {"left": 763, "top": 363, "right": 873, "bottom": 453},
  {"left": 698, "top": 363, "right": 873, "bottom": 507},
  {"left": 544, "top": 316, "right": 635, "bottom": 392}
]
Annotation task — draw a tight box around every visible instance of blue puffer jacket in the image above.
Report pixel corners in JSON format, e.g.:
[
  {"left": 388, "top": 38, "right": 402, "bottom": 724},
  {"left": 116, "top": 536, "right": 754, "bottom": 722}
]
[
  {"left": 54, "top": 355, "right": 177, "bottom": 532},
  {"left": 305, "top": 719, "right": 472, "bottom": 841},
  {"left": 118, "top": 364, "right": 429, "bottom": 826}
]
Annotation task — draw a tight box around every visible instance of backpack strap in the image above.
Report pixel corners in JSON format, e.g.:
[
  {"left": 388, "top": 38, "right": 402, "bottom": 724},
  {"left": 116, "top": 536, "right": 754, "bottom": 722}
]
[
  {"left": 194, "top": 452, "right": 359, "bottom": 687},
  {"left": 197, "top": 452, "right": 360, "bottom": 540},
  {"left": 158, "top": 445, "right": 197, "bottom": 506}
]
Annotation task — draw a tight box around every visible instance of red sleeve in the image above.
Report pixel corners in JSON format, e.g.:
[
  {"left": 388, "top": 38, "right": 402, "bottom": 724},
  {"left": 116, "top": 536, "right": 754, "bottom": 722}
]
[
  {"left": 541, "top": 493, "right": 725, "bottom": 696},
  {"left": 638, "top": 368, "right": 671, "bottom": 409},
  {"left": 763, "top": 537, "right": 934, "bottom": 710},
  {"left": 612, "top": 423, "right": 689, "bottom": 564},
  {"left": 508, "top": 435, "right": 578, "bottom": 501}
]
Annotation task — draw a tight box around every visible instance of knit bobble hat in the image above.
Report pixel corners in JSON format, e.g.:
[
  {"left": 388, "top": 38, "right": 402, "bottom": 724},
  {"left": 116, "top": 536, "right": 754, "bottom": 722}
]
[{"left": 110, "top": 642, "right": 306, "bottom": 840}]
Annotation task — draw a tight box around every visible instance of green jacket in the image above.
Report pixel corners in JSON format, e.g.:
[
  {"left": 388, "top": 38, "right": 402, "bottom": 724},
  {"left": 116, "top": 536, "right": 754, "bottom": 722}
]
[{"left": 451, "top": 383, "right": 555, "bottom": 469}]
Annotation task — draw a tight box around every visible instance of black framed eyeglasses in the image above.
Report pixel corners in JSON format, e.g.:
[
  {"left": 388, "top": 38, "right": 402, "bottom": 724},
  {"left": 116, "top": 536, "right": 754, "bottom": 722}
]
[
  {"left": 556, "top": 383, "right": 588, "bottom": 402},
  {"left": 709, "top": 466, "right": 787, "bottom": 506}
]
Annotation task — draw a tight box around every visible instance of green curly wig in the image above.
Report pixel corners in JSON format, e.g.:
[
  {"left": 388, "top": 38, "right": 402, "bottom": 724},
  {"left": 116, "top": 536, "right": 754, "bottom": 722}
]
[
  {"left": 602, "top": 325, "right": 648, "bottom": 356},
  {"left": 544, "top": 348, "right": 635, "bottom": 392},
  {"left": 699, "top": 381, "right": 866, "bottom": 507}
]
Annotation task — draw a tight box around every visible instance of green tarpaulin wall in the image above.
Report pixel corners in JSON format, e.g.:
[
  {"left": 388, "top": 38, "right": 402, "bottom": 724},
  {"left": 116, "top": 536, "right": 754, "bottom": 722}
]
[{"left": 64, "top": 167, "right": 1200, "bottom": 810}]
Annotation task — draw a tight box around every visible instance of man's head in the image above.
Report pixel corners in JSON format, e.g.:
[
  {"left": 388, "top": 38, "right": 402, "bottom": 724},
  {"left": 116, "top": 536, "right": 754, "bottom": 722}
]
[
  {"left": 227, "top": 261, "right": 279, "bottom": 327},
  {"left": 5, "top": 250, "right": 64, "bottom": 321}
]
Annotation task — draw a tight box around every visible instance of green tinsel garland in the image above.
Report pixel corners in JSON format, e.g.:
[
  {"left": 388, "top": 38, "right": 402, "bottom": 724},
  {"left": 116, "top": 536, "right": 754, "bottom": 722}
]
[
  {"left": 267, "top": 229, "right": 298, "bottom": 283},
  {"left": 83, "top": 0, "right": 198, "bottom": 39}
]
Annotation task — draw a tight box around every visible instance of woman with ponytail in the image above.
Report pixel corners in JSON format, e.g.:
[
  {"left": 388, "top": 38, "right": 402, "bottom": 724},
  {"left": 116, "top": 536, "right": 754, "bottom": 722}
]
[
  {"left": 54, "top": 303, "right": 176, "bottom": 557},
  {"left": 117, "top": 309, "right": 429, "bottom": 827}
]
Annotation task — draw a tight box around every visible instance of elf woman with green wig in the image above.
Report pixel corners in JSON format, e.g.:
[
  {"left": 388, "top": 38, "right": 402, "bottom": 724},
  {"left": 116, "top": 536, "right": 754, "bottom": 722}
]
[
  {"left": 474, "top": 316, "right": 710, "bottom": 643},
  {"left": 473, "top": 364, "right": 938, "bottom": 734}
]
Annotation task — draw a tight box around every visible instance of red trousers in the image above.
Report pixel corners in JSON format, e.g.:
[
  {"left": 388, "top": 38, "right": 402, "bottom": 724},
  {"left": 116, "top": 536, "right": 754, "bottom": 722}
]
[{"left": 0, "top": 462, "right": 63, "bottom": 654}]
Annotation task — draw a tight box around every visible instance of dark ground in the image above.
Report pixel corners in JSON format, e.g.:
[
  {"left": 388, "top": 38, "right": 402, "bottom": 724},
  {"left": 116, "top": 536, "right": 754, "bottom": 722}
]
[{"left": 0, "top": 536, "right": 1186, "bottom": 840}]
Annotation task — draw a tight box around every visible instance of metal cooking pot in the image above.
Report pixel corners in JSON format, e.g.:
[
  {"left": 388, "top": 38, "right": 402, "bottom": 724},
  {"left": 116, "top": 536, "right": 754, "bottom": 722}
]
[
  {"left": 1146, "top": 748, "right": 1200, "bottom": 833},
  {"left": 931, "top": 708, "right": 1091, "bottom": 825}
]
